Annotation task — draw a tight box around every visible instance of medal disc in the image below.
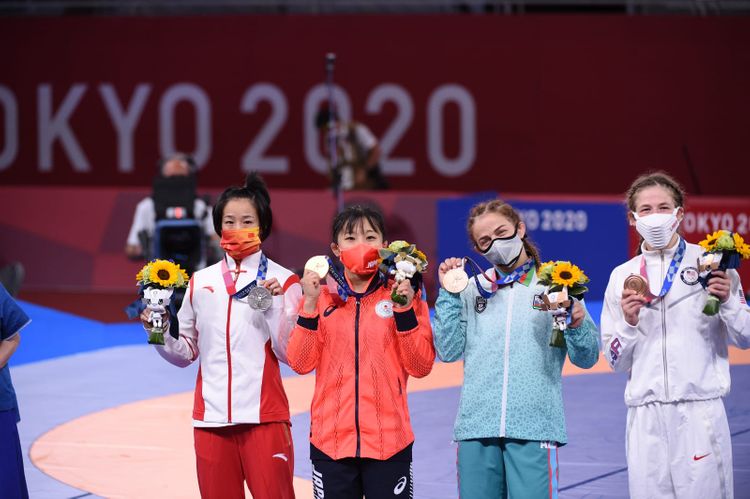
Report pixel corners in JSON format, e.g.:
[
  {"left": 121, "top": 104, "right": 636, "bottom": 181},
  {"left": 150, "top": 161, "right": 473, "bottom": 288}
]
[
  {"left": 248, "top": 286, "right": 273, "bottom": 311},
  {"left": 624, "top": 274, "right": 648, "bottom": 296},
  {"left": 443, "top": 267, "right": 469, "bottom": 293},
  {"left": 305, "top": 255, "right": 330, "bottom": 279}
]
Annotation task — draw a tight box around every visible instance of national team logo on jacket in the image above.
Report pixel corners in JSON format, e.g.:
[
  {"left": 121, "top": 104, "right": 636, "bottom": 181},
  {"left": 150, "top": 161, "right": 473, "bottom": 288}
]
[
  {"left": 680, "top": 267, "right": 700, "bottom": 286},
  {"left": 475, "top": 296, "right": 487, "bottom": 313},
  {"left": 375, "top": 300, "right": 394, "bottom": 318}
]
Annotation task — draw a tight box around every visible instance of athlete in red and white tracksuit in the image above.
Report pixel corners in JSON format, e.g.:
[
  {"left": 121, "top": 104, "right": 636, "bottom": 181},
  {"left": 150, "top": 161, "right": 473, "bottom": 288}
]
[
  {"left": 602, "top": 237, "right": 750, "bottom": 499},
  {"left": 154, "top": 250, "right": 302, "bottom": 498}
]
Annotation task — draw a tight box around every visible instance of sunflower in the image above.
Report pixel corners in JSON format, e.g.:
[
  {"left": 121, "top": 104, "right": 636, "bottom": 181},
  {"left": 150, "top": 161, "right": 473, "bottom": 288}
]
[
  {"left": 413, "top": 249, "right": 427, "bottom": 263},
  {"left": 551, "top": 261, "right": 583, "bottom": 287},
  {"left": 148, "top": 260, "right": 180, "bottom": 287},
  {"left": 537, "top": 261, "right": 555, "bottom": 278},
  {"left": 178, "top": 267, "right": 190, "bottom": 284},
  {"left": 738, "top": 242, "right": 750, "bottom": 260},
  {"left": 699, "top": 230, "right": 723, "bottom": 252}
]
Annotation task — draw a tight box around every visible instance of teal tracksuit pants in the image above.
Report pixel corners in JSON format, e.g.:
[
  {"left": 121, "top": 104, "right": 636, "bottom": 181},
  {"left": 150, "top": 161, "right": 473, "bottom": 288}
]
[{"left": 457, "top": 438, "right": 559, "bottom": 499}]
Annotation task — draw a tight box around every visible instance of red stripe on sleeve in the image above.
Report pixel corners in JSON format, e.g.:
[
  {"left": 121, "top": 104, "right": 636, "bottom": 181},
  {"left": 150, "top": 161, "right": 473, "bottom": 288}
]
[{"left": 282, "top": 273, "right": 300, "bottom": 293}]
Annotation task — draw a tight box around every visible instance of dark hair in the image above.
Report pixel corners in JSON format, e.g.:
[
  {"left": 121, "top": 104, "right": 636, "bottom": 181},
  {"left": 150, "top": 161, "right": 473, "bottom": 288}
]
[
  {"left": 158, "top": 152, "right": 197, "bottom": 176},
  {"left": 332, "top": 205, "right": 386, "bottom": 243},
  {"left": 466, "top": 199, "right": 541, "bottom": 269},
  {"left": 212, "top": 172, "right": 273, "bottom": 240},
  {"left": 315, "top": 107, "right": 338, "bottom": 129}
]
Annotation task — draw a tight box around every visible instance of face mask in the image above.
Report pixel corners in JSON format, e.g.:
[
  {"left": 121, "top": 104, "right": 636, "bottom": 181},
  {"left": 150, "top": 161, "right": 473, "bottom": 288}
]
[
  {"left": 339, "top": 243, "right": 380, "bottom": 275},
  {"left": 480, "top": 228, "right": 524, "bottom": 267},
  {"left": 632, "top": 208, "right": 681, "bottom": 250},
  {"left": 221, "top": 227, "right": 261, "bottom": 260}
]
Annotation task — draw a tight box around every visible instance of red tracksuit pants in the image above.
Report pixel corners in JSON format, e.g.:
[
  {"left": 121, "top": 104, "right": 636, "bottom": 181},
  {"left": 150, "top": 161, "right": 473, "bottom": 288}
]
[{"left": 194, "top": 422, "right": 295, "bottom": 499}]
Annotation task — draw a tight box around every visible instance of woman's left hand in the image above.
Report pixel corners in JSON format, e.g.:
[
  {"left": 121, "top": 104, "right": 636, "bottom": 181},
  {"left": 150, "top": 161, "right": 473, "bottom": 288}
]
[
  {"left": 392, "top": 279, "right": 415, "bottom": 309},
  {"left": 569, "top": 301, "right": 585, "bottom": 329},
  {"left": 707, "top": 270, "right": 731, "bottom": 303},
  {"left": 261, "top": 277, "right": 283, "bottom": 296}
]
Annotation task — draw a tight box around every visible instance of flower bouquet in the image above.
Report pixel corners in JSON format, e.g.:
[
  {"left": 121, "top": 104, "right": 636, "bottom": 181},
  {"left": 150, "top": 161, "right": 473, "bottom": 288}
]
[
  {"left": 537, "top": 261, "right": 589, "bottom": 348},
  {"left": 136, "top": 259, "right": 189, "bottom": 345},
  {"left": 697, "top": 230, "right": 750, "bottom": 316},
  {"left": 378, "top": 241, "right": 428, "bottom": 306}
]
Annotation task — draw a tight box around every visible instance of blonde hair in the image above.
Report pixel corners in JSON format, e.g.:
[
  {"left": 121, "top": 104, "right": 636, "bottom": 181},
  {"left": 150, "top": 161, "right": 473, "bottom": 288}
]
[{"left": 466, "top": 199, "right": 541, "bottom": 269}]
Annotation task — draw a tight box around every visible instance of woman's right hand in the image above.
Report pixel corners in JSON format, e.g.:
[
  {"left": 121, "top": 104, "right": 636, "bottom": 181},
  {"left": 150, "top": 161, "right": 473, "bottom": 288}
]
[
  {"left": 139, "top": 308, "right": 170, "bottom": 329},
  {"left": 621, "top": 289, "right": 647, "bottom": 326},
  {"left": 301, "top": 269, "right": 322, "bottom": 314},
  {"left": 438, "top": 257, "right": 464, "bottom": 288}
]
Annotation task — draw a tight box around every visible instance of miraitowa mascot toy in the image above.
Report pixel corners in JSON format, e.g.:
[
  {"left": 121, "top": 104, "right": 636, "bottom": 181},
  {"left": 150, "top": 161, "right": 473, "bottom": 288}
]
[
  {"left": 378, "top": 241, "right": 429, "bottom": 306},
  {"left": 135, "top": 260, "right": 189, "bottom": 345}
]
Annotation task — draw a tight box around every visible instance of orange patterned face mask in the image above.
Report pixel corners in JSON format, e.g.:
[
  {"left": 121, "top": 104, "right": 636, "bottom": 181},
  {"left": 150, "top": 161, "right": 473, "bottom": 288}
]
[
  {"left": 339, "top": 243, "right": 380, "bottom": 275},
  {"left": 220, "top": 227, "right": 261, "bottom": 260}
]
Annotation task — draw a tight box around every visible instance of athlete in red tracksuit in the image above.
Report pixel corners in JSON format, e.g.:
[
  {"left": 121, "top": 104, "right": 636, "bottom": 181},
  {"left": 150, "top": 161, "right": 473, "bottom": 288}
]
[
  {"left": 287, "top": 205, "right": 435, "bottom": 499},
  {"left": 142, "top": 174, "right": 301, "bottom": 499}
]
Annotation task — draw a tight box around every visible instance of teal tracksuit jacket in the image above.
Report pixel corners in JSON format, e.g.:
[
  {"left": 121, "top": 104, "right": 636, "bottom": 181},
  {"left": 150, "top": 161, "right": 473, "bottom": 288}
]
[{"left": 433, "top": 266, "right": 600, "bottom": 444}]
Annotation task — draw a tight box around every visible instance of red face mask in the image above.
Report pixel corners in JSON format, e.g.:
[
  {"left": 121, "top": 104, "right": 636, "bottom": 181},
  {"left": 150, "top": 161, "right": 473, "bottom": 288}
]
[
  {"left": 220, "top": 227, "right": 261, "bottom": 260},
  {"left": 339, "top": 243, "right": 380, "bottom": 275}
]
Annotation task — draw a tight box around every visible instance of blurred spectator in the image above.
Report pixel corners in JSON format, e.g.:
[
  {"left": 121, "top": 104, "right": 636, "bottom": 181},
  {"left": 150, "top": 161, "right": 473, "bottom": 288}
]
[
  {"left": 125, "top": 153, "right": 217, "bottom": 269},
  {"left": 316, "top": 108, "right": 388, "bottom": 191},
  {"left": 0, "top": 282, "right": 30, "bottom": 499},
  {"left": 0, "top": 261, "right": 24, "bottom": 298}
]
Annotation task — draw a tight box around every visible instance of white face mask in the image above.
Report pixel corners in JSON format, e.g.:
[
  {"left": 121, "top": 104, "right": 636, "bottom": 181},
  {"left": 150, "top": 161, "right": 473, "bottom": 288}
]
[
  {"left": 632, "top": 208, "right": 681, "bottom": 250},
  {"left": 481, "top": 231, "right": 524, "bottom": 267}
]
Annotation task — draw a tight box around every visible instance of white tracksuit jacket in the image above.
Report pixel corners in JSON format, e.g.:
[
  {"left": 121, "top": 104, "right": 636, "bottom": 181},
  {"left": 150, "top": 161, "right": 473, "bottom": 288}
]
[
  {"left": 601, "top": 238, "right": 750, "bottom": 406},
  {"left": 155, "top": 251, "right": 302, "bottom": 426}
]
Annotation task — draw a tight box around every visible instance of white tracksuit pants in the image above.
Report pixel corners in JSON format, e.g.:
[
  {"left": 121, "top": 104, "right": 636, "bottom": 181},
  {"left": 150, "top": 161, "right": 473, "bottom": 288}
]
[{"left": 626, "top": 398, "right": 733, "bottom": 499}]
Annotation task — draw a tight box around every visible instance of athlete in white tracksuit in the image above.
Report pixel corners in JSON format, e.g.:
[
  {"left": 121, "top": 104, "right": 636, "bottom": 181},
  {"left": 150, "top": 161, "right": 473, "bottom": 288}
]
[{"left": 601, "top": 172, "right": 750, "bottom": 499}]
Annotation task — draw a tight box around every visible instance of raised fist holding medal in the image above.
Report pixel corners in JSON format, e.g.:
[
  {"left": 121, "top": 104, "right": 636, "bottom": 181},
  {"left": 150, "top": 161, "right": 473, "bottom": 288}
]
[
  {"left": 439, "top": 257, "right": 469, "bottom": 293},
  {"left": 622, "top": 274, "right": 649, "bottom": 326},
  {"left": 301, "top": 255, "right": 328, "bottom": 315}
]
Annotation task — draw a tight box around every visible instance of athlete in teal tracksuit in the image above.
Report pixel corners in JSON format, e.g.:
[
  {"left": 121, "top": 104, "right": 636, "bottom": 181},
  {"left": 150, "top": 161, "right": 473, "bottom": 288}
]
[{"left": 433, "top": 199, "right": 600, "bottom": 499}]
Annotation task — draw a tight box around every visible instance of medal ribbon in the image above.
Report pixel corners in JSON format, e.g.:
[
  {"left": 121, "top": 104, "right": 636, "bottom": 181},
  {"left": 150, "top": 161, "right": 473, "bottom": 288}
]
[
  {"left": 220, "top": 253, "right": 269, "bottom": 298},
  {"left": 464, "top": 258, "right": 535, "bottom": 299},
  {"left": 638, "top": 237, "right": 686, "bottom": 302}
]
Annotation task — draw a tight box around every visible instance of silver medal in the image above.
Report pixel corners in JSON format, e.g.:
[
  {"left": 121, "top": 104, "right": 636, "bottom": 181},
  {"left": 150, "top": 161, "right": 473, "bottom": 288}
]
[
  {"left": 304, "top": 255, "right": 330, "bottom": 279},
  {"left": 443, "top": 267, "right": 469, "bottom": 293},
  {"left": 247, "top": 286, "right": 273, "bottom": 311}
]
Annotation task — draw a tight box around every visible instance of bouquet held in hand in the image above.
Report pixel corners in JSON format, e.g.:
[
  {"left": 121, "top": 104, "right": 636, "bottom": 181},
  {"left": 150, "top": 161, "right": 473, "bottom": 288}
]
[
  {"left": 136, "top": 259, "right": 189, "bottom": 345},
  {"left": 378, "top": 241, "right": 428, "bottom": 306},
  {"left": 698, "top": 230, "right": 750, "bottom": 316},
  {"left": 537, "top": 261, "right": 589, "bottom": 348}
]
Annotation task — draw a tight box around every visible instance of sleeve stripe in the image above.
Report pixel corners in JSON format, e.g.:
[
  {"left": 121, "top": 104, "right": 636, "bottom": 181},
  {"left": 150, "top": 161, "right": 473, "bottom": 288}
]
[{"left": 283, "top": 274, "right": 301, "bottom": 293}]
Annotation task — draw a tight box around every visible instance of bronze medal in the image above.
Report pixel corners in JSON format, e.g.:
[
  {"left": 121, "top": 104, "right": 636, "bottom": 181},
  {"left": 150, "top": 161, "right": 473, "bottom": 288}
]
[
  {"left": 443, "top": 267, "right": 469, "bottom": 294},
  {"left": 624, "top": 274, "right": 648, "bottom": 296}
]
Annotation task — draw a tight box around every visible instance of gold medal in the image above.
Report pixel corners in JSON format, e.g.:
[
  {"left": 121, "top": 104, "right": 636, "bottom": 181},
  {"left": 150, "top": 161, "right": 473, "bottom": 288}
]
[
  {"left": 443, "top": 267, "right": 469, "bottom": 294},
  {"left": 305, "top": 255, "right": 330, "bottom": 279},
  {"left": 624, "top": 274, "right": 648, "bottom": 296}
]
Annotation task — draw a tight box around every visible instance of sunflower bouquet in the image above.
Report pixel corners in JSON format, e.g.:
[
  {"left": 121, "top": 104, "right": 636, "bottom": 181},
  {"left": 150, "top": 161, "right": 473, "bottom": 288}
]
[
  {"left": 378, "top": 241, "right": 428, "bottom": 306},
  {"left": 697, "top": 230, "right": 750, "bottom": 316},
  {"left": 536, "top": 261, "right": 590, "bottom": 348},
  {"left": 136, "top": 259, "right": 189, "bottom": 345}
]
